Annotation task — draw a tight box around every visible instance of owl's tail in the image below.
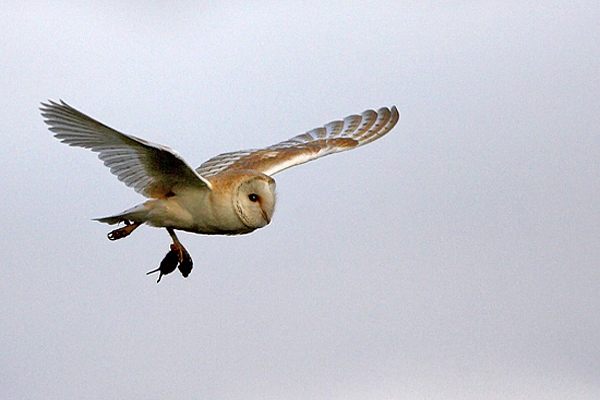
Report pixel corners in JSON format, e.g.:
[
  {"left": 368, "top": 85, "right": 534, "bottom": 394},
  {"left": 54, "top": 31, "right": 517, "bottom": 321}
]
[{"left": 94, "top": 203, "right": 150, "bottom": 225}]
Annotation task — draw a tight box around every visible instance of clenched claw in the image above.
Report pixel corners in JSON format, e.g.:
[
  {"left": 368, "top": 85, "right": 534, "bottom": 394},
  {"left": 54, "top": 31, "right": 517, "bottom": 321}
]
[
  {"left": 107, "top": 222, "right": 140, "bottom": 241},
  {"left": 146, "top": 241, "right": 194, "bottom": 283},
  {"left": 146, "top": 228, "right": 195, "bottom": 283},
  {"left": 146, "top": 244, "right": 180, "bottom": 283}
]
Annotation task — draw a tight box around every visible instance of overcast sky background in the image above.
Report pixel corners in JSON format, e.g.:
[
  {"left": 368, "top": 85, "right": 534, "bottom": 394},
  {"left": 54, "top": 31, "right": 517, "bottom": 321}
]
[{"left": 1, "top": 1, "right": 599, "bottom": 399}]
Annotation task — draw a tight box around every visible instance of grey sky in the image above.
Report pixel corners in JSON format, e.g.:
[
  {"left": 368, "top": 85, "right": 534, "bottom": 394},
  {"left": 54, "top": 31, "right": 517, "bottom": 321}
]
[{"left": 1, "top": 1, "right": 599, "bottom": 399}]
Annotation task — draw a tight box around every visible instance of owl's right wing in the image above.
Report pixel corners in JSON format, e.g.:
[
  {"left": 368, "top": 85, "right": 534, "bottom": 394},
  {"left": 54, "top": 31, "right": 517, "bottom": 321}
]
[{"left": 196, "top": 106, "right": 399, "bottom": 177}]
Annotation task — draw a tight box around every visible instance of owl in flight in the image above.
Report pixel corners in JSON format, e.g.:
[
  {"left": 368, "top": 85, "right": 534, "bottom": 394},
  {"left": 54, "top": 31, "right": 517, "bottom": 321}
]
[{"left": 41, "top": 100, "right": 400, "bottom": 282}]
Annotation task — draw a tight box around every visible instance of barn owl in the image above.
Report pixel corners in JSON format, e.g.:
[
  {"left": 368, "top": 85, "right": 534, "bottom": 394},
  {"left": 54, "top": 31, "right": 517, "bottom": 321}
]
[{"left": 41, "top": 100, "right": 400, "bottom": 282}]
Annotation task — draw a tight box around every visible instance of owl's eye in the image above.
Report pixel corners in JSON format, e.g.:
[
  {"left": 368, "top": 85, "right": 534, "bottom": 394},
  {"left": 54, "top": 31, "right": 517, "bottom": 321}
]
[{"left": 248, "top": 194, "right": 259, "bottom": 202}]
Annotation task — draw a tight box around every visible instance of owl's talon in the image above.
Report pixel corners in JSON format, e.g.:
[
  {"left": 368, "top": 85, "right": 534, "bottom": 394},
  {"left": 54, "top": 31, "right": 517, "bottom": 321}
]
[
  {"left": 107, "top": 222, "right": 140, "bottom": 241},
  {"left": 164, "top": 228, "right": 194, "bottom": 280},
  {"left": 146, "top": 241, "right": 194, "bottom": 283}
]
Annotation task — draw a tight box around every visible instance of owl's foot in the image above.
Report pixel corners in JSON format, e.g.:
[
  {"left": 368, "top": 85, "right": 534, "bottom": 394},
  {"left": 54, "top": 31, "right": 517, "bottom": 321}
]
[
  {"left": 107, "top": 221, "right": 141, "bottom": 241},
  {"left": 146, "top": 228, "right": 194, "bottom": 283}
]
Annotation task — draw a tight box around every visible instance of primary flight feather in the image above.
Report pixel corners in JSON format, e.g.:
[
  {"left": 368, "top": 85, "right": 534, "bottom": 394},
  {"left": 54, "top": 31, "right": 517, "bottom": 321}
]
[{"left": 41, "top": 100, "right": 400, "bottom": 282}]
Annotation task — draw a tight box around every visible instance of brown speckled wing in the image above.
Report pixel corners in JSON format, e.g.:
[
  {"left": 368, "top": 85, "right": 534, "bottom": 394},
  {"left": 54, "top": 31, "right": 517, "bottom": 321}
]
[{"left": 196, "top": 106, "right": 400, "bottom": 177}]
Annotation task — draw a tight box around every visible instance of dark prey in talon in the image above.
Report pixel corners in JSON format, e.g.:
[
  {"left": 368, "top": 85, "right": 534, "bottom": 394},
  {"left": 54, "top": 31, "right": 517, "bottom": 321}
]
[
  {"left": 146, "top": 229, "right": 194, "bottom": 283},
  {"left": 40, "top": 100, "right": 399, "bottom": 282},
  {"left": 177, "top": 247, "right": 193, "bottom": 278},
  {"left": 147, "top": 245, "right": 180, "bottom": 283}
]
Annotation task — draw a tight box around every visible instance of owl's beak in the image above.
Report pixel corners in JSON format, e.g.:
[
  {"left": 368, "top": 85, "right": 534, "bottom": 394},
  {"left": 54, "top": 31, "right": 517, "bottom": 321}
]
[{"left": 261, "top": 208, "right": 271, "bottom": 224}]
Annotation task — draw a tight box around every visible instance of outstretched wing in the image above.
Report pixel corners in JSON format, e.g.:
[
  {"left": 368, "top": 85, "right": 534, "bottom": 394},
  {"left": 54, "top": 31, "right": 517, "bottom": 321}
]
[
  {"left": 196, "top": 106, "right": 400, "bottom": 177},
  {"left": 41, "top": 100, "right": 212, "bottom": 198}
]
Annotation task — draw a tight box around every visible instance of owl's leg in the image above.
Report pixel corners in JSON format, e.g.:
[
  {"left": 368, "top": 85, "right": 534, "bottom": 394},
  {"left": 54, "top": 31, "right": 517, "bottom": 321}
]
[
  {"left": 107, "top": 220, "right": 141, "bottom": 240},
  {"left": 167, "top": 228, "right": 194, "bottom": 278},
  {"left": 146, "top": 228, "right": 193, "bottom": 283}
]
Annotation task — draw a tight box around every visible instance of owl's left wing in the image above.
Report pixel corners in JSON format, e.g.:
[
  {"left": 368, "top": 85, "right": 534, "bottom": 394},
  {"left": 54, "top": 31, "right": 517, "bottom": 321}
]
[
  {"left": 41, "top": 100, "right": 212, "bottom": 198},
  {"left": 197, "top": 106, "right": 399, "bottom": 177}
]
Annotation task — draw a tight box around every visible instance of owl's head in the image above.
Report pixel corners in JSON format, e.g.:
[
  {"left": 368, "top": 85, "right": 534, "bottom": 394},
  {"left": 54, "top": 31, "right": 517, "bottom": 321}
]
[{"left": 233, "top": 173, "right": 276, "bottom": 229}]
